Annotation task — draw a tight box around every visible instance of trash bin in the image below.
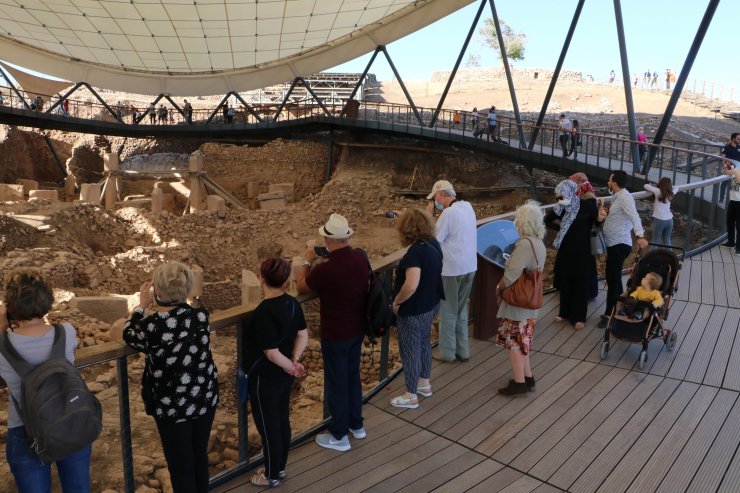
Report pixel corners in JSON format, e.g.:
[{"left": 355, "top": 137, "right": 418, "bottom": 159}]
[{"left": 472, "top": 220, "right": 520, "bottom": 340}]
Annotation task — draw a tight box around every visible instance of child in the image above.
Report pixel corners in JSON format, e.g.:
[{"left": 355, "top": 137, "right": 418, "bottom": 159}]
[{"left": 624, "top": 272, "right": 664, "bottom": 319}]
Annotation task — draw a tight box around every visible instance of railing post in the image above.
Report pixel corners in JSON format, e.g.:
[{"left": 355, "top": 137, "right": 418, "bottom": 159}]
[{"left": 117, "top": 358, "right": 136, "bottom": 493}]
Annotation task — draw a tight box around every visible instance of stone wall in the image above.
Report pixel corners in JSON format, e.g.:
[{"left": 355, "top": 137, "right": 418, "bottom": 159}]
[
  {"left": 201, "top": 280, "right": 241, "bottom": 311},
  {"left": 430, "top": 67, "right": 585, "bottom": 85}
]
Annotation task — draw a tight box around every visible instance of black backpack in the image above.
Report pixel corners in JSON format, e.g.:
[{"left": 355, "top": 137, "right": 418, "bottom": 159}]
[
  {"left": 0, "top": 324, "right": 102, "bottom": 461},
  {"left": 357, "top": 249, "right": 394, "bottom": 342}
]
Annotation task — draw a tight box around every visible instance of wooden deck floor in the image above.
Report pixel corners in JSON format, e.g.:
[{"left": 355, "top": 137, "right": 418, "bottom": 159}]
[{"left": 215, "top": 248, "right": 740, "bottom": 493}]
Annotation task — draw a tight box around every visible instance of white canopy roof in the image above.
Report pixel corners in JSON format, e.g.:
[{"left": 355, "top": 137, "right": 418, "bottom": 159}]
[{"left": 0, "top": 0, "right": 474, "bottom": 96}]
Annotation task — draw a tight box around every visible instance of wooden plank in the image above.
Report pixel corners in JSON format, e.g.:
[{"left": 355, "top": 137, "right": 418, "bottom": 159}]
[
  {"left": 475, "top": 361, "right": 597, "bottom": 456},
  {"left": 570, "top": 379, "right": 692, "bottom": 493},
  {"left": 430, "top": 458, "right": 506, "bottom": 493},
  {"left": 688, "top": 257, "right": 703, "bottom": 304},
  {"left": 553, "top": 293, "right": 609, "bottom": 358},
  {"left": 600, "top": 383, "right": 715, "bottom": 492},
  {"left": 492, "top": 363, "right": 613, "bottom": 464},
  {"left": 665, "top": 304, "right": 713, "bottom": 381},
  {"left": 674, "top": 259, "right": 690, "bottom": 302},
  {"left": 713, "top": 261, "right": 729, "bottom": 307},
  {"left": 684, "top": 306, "right": 727, "bottom": 383},
  {"left": 725, "top": 261, "right": 740, "bottom": 309},
  {"left": 648, "top": 302, "right": 700, "bottom": 377},
  {"left": 701, "top": 258, "right": 715, "bottom": 305},
  {"left": 722, "top": 310, "right": 740, "bottom": 391},
  {"left": 542, "top": 375, "right": 670, "bottom": 490},
  {"left": 634, "top": 300, "right": 690, "bottom": 375},
  {"left": 705, "top": 309, "right": 740, "bottom": 387},
  {"left": 493, "top": 476, "right": 547, "bottom": 493},
  {"left": 465, "top": 465, "right": 524, "bottom": 493},
  {"left": 688, "top": 393, "right": 740, "bottom": 493},
  {"left": 651, "top": 389, "right": 738, "bottom": 493},
  {"left": 395, "top": 450, "right": 488, "bottom": 493},
  {"left": 531, "top": 484, "right": 565, "bottom": 493}
]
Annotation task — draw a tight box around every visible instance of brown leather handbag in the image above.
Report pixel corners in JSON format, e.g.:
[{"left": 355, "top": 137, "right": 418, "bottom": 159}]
[{"left": 501, "top": 238, "right": 543, "bottom": 309}]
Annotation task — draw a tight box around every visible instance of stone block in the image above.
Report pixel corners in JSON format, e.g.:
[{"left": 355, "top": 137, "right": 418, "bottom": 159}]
[
  {"left": 116, "top": 198, "right": 151, "bottom": 209},
  {"left": 17, "top": 179, "right": 39, "bottom": 196},
  {"left": 103, "top": 153, "right": 119, "bottom": 172},
  {"left": 206, "top": 195, "right": 226, "bottom": 218},
  {"left": 268, "top": 182, "right": 294, "bottom": 202},
  {"left": 0, "top": 184, "right": 24, "bottom": 201},
  {"left": 70, "top": 296, "right": 129, "bottom": 324},
  {"left": 247, "top": 181, "right": 260, "bottom": 199},
  {"left": 28, "top": 189, "right": 58, "bottom": 201},
  {"left": 64, "top": 174, "right": 77, "bottom": 201},
  {"left": 241, "top": 270, "right": 261, "bottom": 307},
  {"left": 189, "top": 150, "right": 204, "bottom": 172},
  {"left": 151, "top": 188, "right": 163, "bottom": 216},
  {"left": 257, "top": 192, "right": 286, "bottom": 210},
  {"left": 79, "top": 183, "right": 102, "bottom": 204},
  {"left": 190, "top": 264, "right": 204, "bottom": 299}
]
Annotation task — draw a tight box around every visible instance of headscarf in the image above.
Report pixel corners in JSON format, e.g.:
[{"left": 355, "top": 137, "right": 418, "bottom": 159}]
[
  {"left": 569, "top": 172, "right": 594, "bottom": 197},
  {"left": 552, "top": 179, "right": 580, "bottom": 249}
]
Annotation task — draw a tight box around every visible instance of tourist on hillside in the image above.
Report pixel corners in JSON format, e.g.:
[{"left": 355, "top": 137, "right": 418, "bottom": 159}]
[
  {"left": 569, "top": 119, "right": 581, "bottom": 159},
  {"left": 390, "top": 209, "right": 444, "bottom": 409},
  {"left": 487, "top": 106, "right": 497, "bottom": 142},
  {"left": 644, "top": 177, "right": 678, "bottom": 247},
  {"left": 720, "top": 133, "right": 740, "bottom": 203},
  {"left": 570, "top": 172, "right": 600, "bottom": 300},
  {"left": 722, "top": 152, "right": 740, "bottom": 256},
  {"left": 158, "top": 104, "right": 167, "bottom": 124},
  {"left": 242, "top": 258, "right": 308, "bottom": 487},
  {"left": 183, "top": 99, "right": 193, "bottom": 124},
  {"left": 425, "top": 180, "right": 477, "bottom": 363},
  {"left": 608, "top": 70, "right": 615, "bottom": 84},
  {"left": 496, "top": 201, "right": 546, "bottom": 395},
  {"left": 597, "top": 171, "right": 649, "bottom": 328},
  {"left": 651, "top": 71, "right": 658, "bottom": 89},
  {"left": 471, "top": 107, "right": 479, "bottom": 133},
  {"left": 297, "top": 213, "right": 367, "bottom": 452},
  {"left": 558, "top": 114, "right": 572, "bottom": 158},
  {"left": 545, "top": 179, "right": 598, "bottom": 330},
  {"left": 123, "top": 261, "right": 219, "bottom": 493},
  {"left": 222, "top": 103, "right": 229, "bottom": 123},
  {"left": 637, "top": 127, "right": 649, "bottom": 164},
  {"left": 0, "top": 268, "right": 94, "bottom": 492},
  {"left": 148, "top": 102, "right": 156, "bottom": 124}
]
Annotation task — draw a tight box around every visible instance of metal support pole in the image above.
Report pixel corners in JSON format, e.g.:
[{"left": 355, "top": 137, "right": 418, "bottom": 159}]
[
  {"left": 487, "top": 0, "right": 526, "bottom": 148},
  {"left": 429, "top": 0, "right": 486, "bottom": 128},
  {"left": 0, "top": 65, "right": 32, "bottom": 110},
  {"left": 380, "top": 47, "right": 424, "bottom": 127},
  {"left": 207, "top": 92, "right": 234, "bottom": 123},
  {"left": 44, "top": 82, "right": 83, "bottom": 115},
  {"left": 299, "top": 77, "right": 332, "bottom": 116},
  {"left": 82, "top": 83, "right": 127, "bottom": 122},
  {"left": 613, "top": 0, "right": 640, "bottom": 174},
  {"left": 230, "top": 92, "right": 264, "bottom": 123},
  {"left": 644, "top": 0, "right": 720, "bottom": 175},
  {"left": 117, "top": 358, "right": 136, "bottom": 493},
  {"left": 273, "top": 78, "right": 301, "bottom": 122},
  {"left": 529, "top": 0, "right": 585, "bottom": 149},
  {"left": 346, "top": 47, "right": 381, "bottom": 104}
]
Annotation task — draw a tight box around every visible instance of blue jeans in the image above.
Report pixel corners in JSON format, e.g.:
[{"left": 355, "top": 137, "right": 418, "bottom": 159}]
[
  {"left": 438, "top": 272, "right": 476, "bottom": 360},
  {"left": 321, "top": 334, "right": 363, "bottom": 439},
  {"left": 6, "top": 426, "right": 92, "bottom": 493},
  {"left": 651, "top": 218, "right": 673, "bottom": 247}
]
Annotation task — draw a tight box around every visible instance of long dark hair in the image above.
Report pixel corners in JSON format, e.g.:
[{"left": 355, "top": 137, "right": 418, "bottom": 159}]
[{"left": 657, "top": 177, "right": 674, "bottom": 203}]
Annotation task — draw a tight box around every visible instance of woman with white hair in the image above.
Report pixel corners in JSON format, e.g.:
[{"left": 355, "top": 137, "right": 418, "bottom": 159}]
[
  {"left": 123, "top": 261, "right": 219, "bottom": 493},
  {"left": 496, "top": 201, "right": 546, "bottom": 395}
]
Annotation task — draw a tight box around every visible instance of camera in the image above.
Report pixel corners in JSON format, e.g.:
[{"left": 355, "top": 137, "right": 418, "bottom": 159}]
[{"left": 313, "top": 246, "right": 329, "bottom": 258}]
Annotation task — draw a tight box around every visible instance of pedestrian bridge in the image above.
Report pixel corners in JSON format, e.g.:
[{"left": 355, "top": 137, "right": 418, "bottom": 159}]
[{"left": 215, "top": 246, "right": 740, "bottom": 493}]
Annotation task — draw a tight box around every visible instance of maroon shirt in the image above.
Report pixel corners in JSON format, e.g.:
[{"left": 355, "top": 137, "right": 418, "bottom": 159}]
[{"left": 306, "top": 246, "right": 368, "bottom": 342}]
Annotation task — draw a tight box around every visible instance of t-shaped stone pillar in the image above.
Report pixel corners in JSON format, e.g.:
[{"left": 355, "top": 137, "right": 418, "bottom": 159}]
[
  {"left": 103, "top": 153, "right": 120, "bottom": 209},
  {"left": 241, "top": 269, "right": 262, "bottom": 307},
  {"left": 79, "top": 183, "right": 102, "bottom": 204},
  {"left": 151, "top": 187, "right": 163, "bottom": 216},
  {"left": 189, "top": 151, "right": 205, "bottom": 213},
  {"left": 64, "top": 174, "right": 77, "bottom": 202},
  {"left": 190, "top": 264, "right": 204, "bottom": 300}
]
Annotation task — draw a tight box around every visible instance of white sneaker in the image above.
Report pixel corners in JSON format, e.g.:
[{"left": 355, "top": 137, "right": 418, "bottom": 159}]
[
  {"left": 350, "top": 427, "right": 366, "bottom": 439},
  {"left": 315, "top": 433, "right": 351, "bottom": 452}
]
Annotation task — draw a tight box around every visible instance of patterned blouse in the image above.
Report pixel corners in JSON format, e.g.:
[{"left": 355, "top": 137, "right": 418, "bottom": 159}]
[{"left": 123, "top": 304, "right": 219, "bottom": 422}]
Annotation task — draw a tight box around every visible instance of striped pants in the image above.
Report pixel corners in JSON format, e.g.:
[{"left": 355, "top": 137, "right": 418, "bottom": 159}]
[{"left": 397, "top": 304, "right": 439, "bottom": 393}]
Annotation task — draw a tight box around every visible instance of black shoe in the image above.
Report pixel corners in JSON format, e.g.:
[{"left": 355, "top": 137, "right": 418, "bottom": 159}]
[
  {"left": 455, "top": 354, "right": 469, "bottom": 363},
  {"left": 509, "top": 376, "right": 535, "bottom": 391},
  {"left": 721, "top": 242, "right": 736, "bottom": 249},
  {"left": 499, "top": 381, "right": 528, "bottom": 395},
  {"left": 597, "top": 316, "right": 609, "bottom": 329}
]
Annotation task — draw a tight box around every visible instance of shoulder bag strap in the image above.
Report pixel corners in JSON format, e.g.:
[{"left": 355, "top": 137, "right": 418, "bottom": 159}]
[
  {"left": 50, "top": 324, "right": 67, "bottom": 360},
  {"left": 0, "top": 331, "right": 34, "bottom": 378},
  {"left": 524, "top": 237, "right": 541, "bottom": 270}
]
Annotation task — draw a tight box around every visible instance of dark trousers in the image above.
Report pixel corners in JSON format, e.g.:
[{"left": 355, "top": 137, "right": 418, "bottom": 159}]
[
  {"left": 605, "top": 243, "right": 633, "bottom": 315},
  {"left": 321, "top": 335, "right": 364, "bottom": 439},
  {"left": 155, "top": 407, "right": 215, "bottom": 493},
  {"left": 249, "top": 369, "right": 294, "bottom": 480},
  {"left": 727, "top": 200, "right": 740, "bottom": 247},
  {"left": 559, "top": 134, "right": 569, "bottom": 156}
]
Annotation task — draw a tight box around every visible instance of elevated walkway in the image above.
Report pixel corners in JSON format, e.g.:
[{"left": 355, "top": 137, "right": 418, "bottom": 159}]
[{"left": 215, "top": 246, "right": 740, "bottom": 492}]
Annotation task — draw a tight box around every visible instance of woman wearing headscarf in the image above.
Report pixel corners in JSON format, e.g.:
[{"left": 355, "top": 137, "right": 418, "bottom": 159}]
[
  {"left": 545, "top": 178, "right": 598, "bottom": 329},
  {"left": 570, "top": 172, "right": 600, "bottom": 300}
]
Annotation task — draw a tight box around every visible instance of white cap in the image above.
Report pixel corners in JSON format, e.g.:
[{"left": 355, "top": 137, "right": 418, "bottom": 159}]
[{"left": 426, "top": 180, "right": 456, "bottom": 200}]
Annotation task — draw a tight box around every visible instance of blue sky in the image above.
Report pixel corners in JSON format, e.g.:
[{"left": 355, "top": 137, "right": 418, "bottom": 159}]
[{"left": 332, "top": 0, "right": 736, "bottom": 100}]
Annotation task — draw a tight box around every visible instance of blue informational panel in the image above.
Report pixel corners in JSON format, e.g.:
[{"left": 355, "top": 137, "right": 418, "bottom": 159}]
[{"left": 477, "top": 220, "right": 520, "bottom": 268}]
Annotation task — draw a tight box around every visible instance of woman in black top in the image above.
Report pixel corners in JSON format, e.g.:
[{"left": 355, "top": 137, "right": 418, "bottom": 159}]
[
  {"left": 123, "top": 261, "right": 218, "bottom": 493},
  {"left": 390, "top": 209, "right": 445, "bottom": 409},
  {"left": 545, "top": 179, "right": 598, "bottom": 329},
  {"left": 242, "top": 258, "right": 308, "bottom": 487}
]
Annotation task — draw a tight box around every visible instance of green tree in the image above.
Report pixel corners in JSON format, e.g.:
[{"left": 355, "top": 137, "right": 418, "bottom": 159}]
[
  {"left": 479, "top": 18, "right": 526, "bottom": 63},
  {"left": 465, "top": 52, "right": 481, "bottom": 68}
]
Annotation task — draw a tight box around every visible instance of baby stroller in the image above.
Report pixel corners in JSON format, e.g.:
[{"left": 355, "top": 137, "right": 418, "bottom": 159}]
[{"left": 600, "top": 245, "right": 684, "bottom": 370}]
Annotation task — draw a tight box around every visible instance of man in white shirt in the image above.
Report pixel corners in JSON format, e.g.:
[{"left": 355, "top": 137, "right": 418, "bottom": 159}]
[
  {"left": 426, "top": 180, "right": 477, "bottom": 362},
  {"left": 558, "top": 114, "right": 572, "bottom": 157},
  {"left": 597, "top": 171, "right": 649, "bottom": 328},
  {"left": 487, "top": 107, "right": 497, "bottom": 142}
]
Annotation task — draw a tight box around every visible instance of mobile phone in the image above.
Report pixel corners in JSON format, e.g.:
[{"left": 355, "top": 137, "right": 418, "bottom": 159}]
[{"left": 314, "top": 246, "right": 329, "bottom": 257}]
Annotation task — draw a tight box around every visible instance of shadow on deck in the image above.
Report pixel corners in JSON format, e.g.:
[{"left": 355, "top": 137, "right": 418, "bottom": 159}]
[{"left": 215, "top": 246, "right": 740, "bottom": 493}]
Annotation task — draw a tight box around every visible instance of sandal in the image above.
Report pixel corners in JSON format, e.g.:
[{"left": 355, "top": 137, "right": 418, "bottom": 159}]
[
  {"left": 251, "top": 472, "right": 281, "bottom": 488},
  {"left": 574, "top": 322, "right": 585, "bottom": 330},
  {"left": 391, "top": 394, "right": 419, "bottom": 409},
  {"left": 257, "top": 467, "right": 287, "bottom": 480},
  {"left": 417, "top": 386, "right": 433, "bottom": 398},
  {"left": 554, "top": 316, "right": 564, "bottom": 322}
]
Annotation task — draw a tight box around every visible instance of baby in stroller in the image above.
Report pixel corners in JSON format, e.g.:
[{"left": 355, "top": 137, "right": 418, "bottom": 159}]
[{"left": 620, "top": 272, "right": 664, "bottom": 320}]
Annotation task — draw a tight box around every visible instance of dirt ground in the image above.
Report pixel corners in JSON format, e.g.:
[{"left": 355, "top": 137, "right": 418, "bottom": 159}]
[{"left": 0, "top": 70, "right": 736, "bottom": 492}]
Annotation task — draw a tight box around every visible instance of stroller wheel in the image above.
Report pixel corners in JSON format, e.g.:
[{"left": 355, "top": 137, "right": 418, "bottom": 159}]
[
  {"left": 639, "top": 350, "right": 648, "bottom": 370},
  {"left": 665, "top": 332, "right": 678, "bottom": 352},
  {"left": 600, "top": 341, "right": 610, "bottom": 360}
]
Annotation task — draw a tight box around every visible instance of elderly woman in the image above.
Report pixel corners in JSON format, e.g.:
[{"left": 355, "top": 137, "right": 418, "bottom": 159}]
[
  {"left": 0, "top": 268, "right": 93, "bottom": 492},
  {"left": 390, "top": 209, "right": 444, "bottom": 409},
  {"left": 496, "top": 201, "right": 546, "bottom": 395},
  {"left": 242, "top": 258, "right": 308, "bottom": 487},
  {"left": 545, "top": 179, "right": 598, "bottom": 329},
  {"left": 123, "top": 261, "right": 218, "bottom": 493}
]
